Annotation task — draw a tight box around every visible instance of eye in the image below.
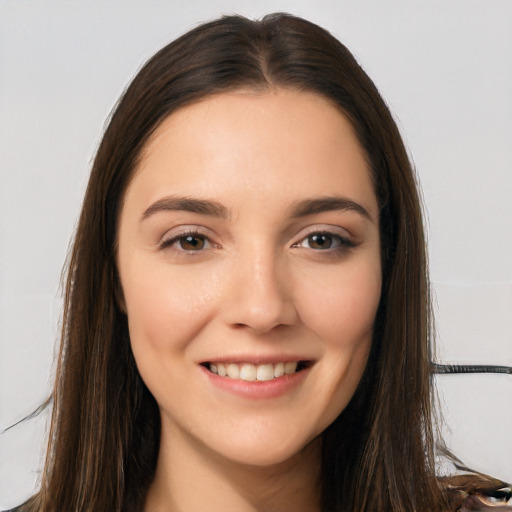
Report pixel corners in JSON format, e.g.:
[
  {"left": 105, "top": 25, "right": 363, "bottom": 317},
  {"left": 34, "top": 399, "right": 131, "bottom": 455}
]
[
  {"left": 160, "top": 231, "right": 212, "bottom": 252},
  {"left": 178, "top": 234, "right": 208, "bottom": 251},
  {"left": 295, "top": 231, "right": 353, "bottom": 251},
  {"left": 304, "top": 233, "right": 339, "bottom": 250}
]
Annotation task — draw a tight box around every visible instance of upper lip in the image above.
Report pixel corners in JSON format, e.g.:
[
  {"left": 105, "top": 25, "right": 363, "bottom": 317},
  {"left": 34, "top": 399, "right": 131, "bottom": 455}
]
[{"left": 199, "top": 355, "right": 315, "bottom": 365}]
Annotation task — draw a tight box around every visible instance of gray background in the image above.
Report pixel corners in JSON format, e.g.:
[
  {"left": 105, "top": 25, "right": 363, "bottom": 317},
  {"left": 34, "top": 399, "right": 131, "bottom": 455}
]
[{"left": 1, "top": 0, "right": 511, "bottom": 508}]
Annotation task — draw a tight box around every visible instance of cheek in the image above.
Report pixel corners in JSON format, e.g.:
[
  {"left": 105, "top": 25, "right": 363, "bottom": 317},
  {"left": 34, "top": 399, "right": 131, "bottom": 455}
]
[
  {"left": 122, "top": 260, "right": 220, "bottom": 358},
  {"left": 297, "top": 260, "right": 382, "bottom": 346}
]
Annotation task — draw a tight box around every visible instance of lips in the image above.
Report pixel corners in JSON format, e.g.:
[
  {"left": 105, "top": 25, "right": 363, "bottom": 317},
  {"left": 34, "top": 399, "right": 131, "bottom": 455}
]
[{"left": 200, "top": 358, "right": 312, "bottom": 399}]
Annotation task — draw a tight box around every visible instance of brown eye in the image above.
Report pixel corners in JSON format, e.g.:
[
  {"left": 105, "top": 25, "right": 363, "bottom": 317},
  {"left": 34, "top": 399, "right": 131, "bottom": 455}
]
[
  {"left": 179, "top": 235, "right": 206, "bottom": 251},
  {"left": 294, "top": 230, "right": 354, "bottom": 253},
  {"left": 307, "top": 233, "right": 337, "bottom": 250}
]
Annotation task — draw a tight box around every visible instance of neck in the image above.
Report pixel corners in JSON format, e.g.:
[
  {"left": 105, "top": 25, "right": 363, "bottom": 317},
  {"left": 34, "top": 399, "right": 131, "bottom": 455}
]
[{"left": 144, "top": 422, "right": 322, "bottom": 512}]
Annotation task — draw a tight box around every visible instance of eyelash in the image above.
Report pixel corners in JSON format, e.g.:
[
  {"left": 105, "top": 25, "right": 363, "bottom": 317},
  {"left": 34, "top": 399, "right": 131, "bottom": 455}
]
[
  {"left": 159, "top": 229, "right": 354, "bottom": 255},
  {"left": 160, "top": 230, "right": 213, "bottom": 253},
  {"left": 292, "top": 230, "right": 355, "bottom": 252}
]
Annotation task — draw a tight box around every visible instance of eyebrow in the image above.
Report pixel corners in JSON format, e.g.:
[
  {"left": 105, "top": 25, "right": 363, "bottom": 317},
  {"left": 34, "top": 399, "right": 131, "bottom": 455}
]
[
  {"left": 141, "top": 196, "right": 228, "bottom": 221},
  {"left": 289, "top": 196, "right": 374, "bottom": 222},
  {"left": 141, "top": 194, "right": 373, "bottom": 223}
]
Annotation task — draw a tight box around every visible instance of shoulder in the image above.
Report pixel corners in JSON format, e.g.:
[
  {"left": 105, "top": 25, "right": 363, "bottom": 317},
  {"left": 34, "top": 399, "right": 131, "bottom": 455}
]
[
  {"left": 460, "top": 494, "right": 512, "bottom": 511},
  {"left": 439, "top": 473, "right": 512, "bottom": 511}
]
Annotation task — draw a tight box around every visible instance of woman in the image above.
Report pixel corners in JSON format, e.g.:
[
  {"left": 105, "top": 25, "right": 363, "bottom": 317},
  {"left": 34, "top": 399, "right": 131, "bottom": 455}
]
[{"left": 10, "top": 13, "right": 511, "bottom": 512}]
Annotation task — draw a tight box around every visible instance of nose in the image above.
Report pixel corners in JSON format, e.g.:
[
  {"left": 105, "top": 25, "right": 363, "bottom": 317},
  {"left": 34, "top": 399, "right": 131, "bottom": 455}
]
[{"left": 221, "top": 248, "right": 298, "bottom": 334}]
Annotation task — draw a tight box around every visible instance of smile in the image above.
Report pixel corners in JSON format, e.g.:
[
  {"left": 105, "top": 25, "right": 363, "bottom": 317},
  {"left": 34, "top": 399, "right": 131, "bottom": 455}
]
[{"left": 204, "top": 361, "right": 310, "bottom": 381}]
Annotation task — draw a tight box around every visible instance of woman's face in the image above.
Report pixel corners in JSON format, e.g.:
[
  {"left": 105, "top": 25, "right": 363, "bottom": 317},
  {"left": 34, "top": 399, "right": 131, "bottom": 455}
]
[{"left": 117, "top": 89, "right": 381, "bottom": 467}]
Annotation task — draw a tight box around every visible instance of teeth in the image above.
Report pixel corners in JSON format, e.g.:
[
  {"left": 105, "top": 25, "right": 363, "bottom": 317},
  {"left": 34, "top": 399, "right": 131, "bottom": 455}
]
[
  {"left": 256, "top": 364, "right": 274, "bottom": 381},
  {"left": 207, "top": 361, "right": 302, "bottom": 381},
  {"left": 226, "top": 363, "right": 240, "bottom": 379},
  {"left": 240, "top": 364, "right": 257, "bottom": 381},
  {"left": 284, "top": 361, "right": 298, "bottom": 375},
  {"left": 273, "top": 362, "right": 284, "bottom": 378}
]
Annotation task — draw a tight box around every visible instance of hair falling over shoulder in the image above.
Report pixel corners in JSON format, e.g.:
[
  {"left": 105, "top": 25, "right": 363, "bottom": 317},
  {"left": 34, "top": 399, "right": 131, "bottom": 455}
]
[{"left": 12, "top": 12, "right": 504, "bottom": 512}]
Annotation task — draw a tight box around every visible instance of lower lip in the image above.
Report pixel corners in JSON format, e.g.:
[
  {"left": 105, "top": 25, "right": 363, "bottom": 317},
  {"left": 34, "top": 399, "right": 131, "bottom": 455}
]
[{"left": 200, "top": 365, "right": 311, "bottom": 399}]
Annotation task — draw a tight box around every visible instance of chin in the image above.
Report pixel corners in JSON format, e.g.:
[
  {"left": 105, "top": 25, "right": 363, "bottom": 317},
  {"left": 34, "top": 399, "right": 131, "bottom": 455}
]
[{"left": 205, "top": 428, "right": 321, "bottom": 469}]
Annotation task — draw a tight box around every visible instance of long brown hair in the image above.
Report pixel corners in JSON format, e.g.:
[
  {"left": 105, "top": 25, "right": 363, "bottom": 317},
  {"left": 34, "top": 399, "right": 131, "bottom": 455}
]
[{"left": 22, "top": 13, "right": 448, "bottom": 511}]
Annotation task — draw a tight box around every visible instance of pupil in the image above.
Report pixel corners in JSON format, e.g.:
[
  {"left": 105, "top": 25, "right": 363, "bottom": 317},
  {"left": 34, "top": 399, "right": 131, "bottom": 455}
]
[
  {"left": 310, "top": 234, "right": 331, "bottom": 249},
  {"left": 181, "top": 236, "right": 204, "bottom": 250}
]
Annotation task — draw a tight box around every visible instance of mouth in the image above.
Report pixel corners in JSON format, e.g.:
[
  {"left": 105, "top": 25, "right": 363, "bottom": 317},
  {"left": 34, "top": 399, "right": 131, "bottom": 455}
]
[{"left": 201, "top": 361, "right": 312, "bottom": 382}]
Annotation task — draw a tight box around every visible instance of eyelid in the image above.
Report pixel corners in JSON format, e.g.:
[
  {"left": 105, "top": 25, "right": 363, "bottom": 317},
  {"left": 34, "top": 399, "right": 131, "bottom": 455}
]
[
  {"left": 291, "top": 224, "right": 354, "bottom": 246},
  {"left": 159, "top": 225, "right": 217, "bottom": 250},
  {"left": 158, "top": 224, "right": 355, "bottom": 253}
]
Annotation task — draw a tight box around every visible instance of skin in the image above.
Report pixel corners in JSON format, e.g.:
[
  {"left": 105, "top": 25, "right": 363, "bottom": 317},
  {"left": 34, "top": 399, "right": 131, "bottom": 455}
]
[{"left": 116, "top": 88, "right": 382, "bottom": 512}]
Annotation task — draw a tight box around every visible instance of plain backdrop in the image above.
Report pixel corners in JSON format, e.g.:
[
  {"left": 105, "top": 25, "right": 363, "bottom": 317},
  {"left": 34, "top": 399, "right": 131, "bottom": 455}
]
[{"left": 1, "top": 0, "right": 511, "bottom": 508}]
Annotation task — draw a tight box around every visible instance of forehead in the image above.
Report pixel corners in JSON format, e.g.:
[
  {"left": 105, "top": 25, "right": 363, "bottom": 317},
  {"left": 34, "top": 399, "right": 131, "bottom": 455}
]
[{"left": 124, "top": 88, "right": 377, "bottom": 219}]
